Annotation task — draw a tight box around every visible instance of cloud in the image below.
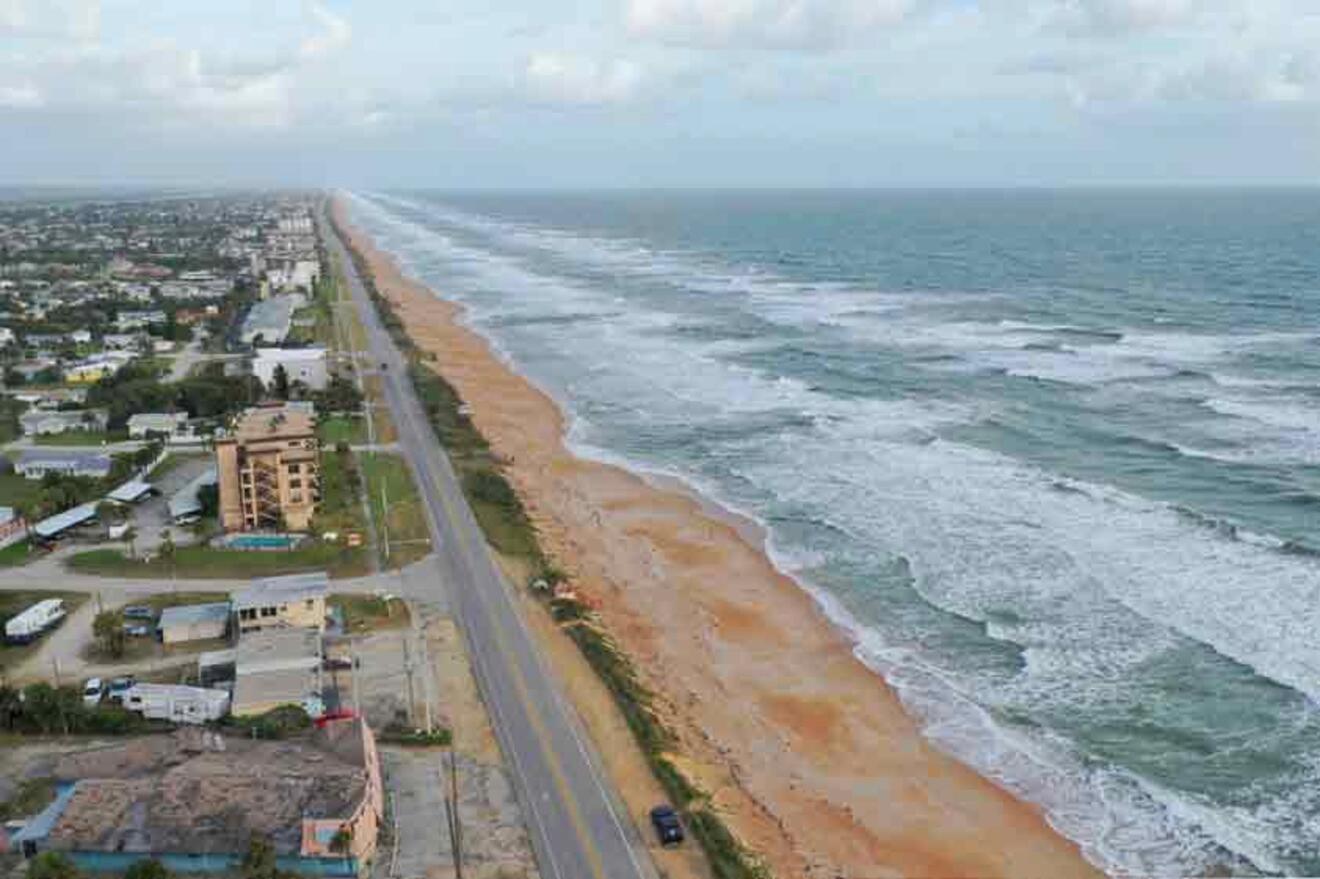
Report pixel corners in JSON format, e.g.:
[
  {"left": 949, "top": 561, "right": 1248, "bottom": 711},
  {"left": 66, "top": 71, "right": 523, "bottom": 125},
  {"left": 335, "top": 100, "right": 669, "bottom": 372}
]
[
  {"left": 299, "top": 1, "right": 352, "bottom": 61},
  {"left": 624, "top": 0, "right": 917, "bottom": 50},
  {"left": 0, "top": 0, "right": 99, "bottom": 41},
  {"left": 1048, "top": 0, "right": 1201, "bottom": 37},
  {"left": 524, "top": 52, "right": 643, "bottom": 104},
  {"left": 0, "top": 81, "right": 42, "bottom": 107}
]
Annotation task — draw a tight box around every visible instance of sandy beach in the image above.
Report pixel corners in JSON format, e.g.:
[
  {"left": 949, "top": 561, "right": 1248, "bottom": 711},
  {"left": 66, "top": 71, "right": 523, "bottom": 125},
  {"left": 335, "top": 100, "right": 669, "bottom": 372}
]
[{"left": 333, "top": 198, "right": 1105, "bottom": 879}]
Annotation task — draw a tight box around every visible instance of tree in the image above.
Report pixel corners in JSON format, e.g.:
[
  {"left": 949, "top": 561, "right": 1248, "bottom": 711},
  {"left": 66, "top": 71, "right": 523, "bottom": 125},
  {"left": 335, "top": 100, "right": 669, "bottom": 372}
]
[
  {"left": 240, "top": 838, "right": 297, "bottom": 879},
  {"left": 329, "top": 826, "right": 352, "bottom": 857},
  {"left": 93, "top": 610, "right": 126, "bottom": 660},
  {"left": 95, "top": 501, "right": 119, "bottom": 537},
  {"left": 123, "top": 859, "right": 171, "bottom": 879},
  {"left": 26, "top": 852, "right": 80, "bottom": 879},
  {"left": 122, "top": 526, "right": 138, "bottom": 559},
  {"left": 271, "top": 364, "right": 290, "bottom": 400}
]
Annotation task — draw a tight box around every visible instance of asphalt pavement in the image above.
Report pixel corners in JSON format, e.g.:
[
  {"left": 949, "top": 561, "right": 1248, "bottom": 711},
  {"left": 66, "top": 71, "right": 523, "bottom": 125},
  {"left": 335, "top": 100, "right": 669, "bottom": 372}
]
[{"left": 321, "top": 204, "right": 657, "bottom": 879}]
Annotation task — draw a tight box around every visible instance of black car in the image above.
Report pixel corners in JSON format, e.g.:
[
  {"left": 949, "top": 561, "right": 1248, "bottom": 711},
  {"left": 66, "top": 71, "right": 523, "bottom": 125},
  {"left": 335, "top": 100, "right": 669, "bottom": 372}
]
[{"left": 649, "top": 805, "right": 684, "bottom": 846}]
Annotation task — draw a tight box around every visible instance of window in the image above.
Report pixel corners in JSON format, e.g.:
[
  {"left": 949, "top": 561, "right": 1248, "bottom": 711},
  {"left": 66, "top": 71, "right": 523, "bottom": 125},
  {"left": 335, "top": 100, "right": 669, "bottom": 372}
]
[
  {"left": 289, "top": 479, "right": 301, "bottom": 489},
  {"left": 240, "top": 608, "right": 256, "bottom": 621},
  {"left": 305, "top": 599, "right": 315, "bottom": 609},
  {"left": 288, "top": 463, "right": 301, "bottom": 474},
  {"left": 261, "top": 606, "right": 277, "bottom": 618}
]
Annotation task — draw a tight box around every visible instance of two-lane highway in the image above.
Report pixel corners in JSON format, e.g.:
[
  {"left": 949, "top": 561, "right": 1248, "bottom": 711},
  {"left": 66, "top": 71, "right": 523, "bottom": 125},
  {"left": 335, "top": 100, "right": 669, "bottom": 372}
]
[{"left": 321, "top": 201, "right": 655, "bottom": 879}]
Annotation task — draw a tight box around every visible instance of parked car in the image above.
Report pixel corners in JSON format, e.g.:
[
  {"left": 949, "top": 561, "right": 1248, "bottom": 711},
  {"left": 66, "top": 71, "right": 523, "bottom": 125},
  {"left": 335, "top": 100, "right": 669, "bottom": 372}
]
[
  {"left": 650, "top": 805, "right": 684, "bottom": 846},
  {"left": 108, "top": 676, "right": 136, "bottom": 703},
  {"left": 323, "top": 656, "right": 356, "bottom": 671},
  {"left": 82, "top": 677, "right": 105, "bottom": 707},
  {"left": 121, "top": 606, "right": 154, "bottom": 621},
  {"left": 122, "top": 623, "right": 152, "bottom": 638}
]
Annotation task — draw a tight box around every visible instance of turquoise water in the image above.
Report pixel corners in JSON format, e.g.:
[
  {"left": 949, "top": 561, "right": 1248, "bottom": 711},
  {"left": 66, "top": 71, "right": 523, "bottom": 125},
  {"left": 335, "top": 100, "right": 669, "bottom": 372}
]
[
  {"left": 348, "top": 189, "right": 1320, "bottom": 876},
  {"left": 228, "top": 535, "right": 298, "bottom": 550}
]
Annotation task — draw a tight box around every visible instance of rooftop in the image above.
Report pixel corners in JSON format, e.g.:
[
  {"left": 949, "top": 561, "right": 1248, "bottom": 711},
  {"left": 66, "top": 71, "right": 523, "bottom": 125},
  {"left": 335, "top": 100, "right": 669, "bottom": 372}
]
[
  {"left": 232, "top": 571, "right": 328, "bottom": 613},
  {"left": 158, "top": 602, "right": 230, "bottom": 629},
  {"left": 44, "top": 723, "right": 371, "bottom": 857},
  {"left": 229, "top": 404, "right": 316, "bottom": 443}
]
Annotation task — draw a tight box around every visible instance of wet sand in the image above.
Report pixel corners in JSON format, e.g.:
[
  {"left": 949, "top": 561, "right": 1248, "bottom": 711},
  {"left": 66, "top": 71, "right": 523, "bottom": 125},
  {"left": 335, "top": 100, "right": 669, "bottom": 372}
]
[{"left": 333, "top": 198, "right": 1105, "bottom": 879}]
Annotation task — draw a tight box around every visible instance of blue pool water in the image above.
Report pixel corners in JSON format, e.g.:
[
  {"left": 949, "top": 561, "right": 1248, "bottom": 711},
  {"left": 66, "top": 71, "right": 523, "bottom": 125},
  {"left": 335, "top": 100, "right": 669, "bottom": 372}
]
[{"left": 228, "top": 535, "right": 299, "bottom": 550}]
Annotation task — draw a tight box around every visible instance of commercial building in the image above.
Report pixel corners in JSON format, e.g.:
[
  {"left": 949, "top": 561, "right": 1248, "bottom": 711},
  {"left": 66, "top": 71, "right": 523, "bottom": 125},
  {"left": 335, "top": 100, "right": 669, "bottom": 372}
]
[
  {"left": 253, "top": 347, "right": 329, "bottom": 392},
  {"left": 232, "top": 627, "right": 323, "bottom": 717},
  {"left": 215, "top": 404, "right": 320, "bottom": 532},
  {"left": 157, "top": 602, "right": 230, "bottom": 645},
  {"left": 232, "top": 571, "right": 328, "bottom": 634},
  {"left": 18, "top": 720, "right": 383, "bottom": 875}
]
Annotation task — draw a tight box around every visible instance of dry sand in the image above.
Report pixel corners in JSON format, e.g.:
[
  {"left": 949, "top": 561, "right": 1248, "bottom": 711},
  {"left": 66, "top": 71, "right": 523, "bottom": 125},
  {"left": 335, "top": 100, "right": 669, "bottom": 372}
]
[{"left": 333, "top": 199, "right": 1105, "bottom": 879}]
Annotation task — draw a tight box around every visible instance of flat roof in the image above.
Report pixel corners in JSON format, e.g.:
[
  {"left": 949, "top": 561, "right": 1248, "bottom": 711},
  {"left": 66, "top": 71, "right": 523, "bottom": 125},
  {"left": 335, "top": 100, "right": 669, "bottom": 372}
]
[
  {"left": 107, "top": 479, "right": 153, "bottom": 504},
  {"left": 232, "top": 571, "right": 328, "bottom": 611},
  {"left": 236, "top": 626, "right": 321, "bottom": 674},
  {"left": 33, "top": 501, "right": 98, "bottom": 538},
  {"left": 158, "top": 602, "right": 230, "bottom": 628},
  {"left": 231, "top": 405, "right": 316, "bottom": 442}
]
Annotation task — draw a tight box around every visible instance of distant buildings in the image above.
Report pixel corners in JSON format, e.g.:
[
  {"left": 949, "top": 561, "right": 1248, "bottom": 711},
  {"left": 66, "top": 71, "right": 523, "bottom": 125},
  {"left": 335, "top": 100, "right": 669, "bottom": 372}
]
[
  {"left": 253, "top": 347, "right": 329, "bottom": 392},
  {"left": 215, "top": 403, "right": 320, "bottom": 532},
  {"left": 127, "top": 411, "right": 188, "bottom": 439},
  {"left": 16, "top": 450, "right": 112, "bottom": 480},
  {"left": 239, "top": 294, "right": 303, "bottom": 346},
  {"left": 20, "top": 408, "right": 108, "bottom": 437}
]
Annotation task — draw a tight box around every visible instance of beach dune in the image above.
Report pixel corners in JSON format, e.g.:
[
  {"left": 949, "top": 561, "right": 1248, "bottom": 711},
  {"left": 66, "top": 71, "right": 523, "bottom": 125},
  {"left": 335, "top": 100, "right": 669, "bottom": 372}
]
[{"left": 334, "top": 198, "right": 1104, "bottom": 879}]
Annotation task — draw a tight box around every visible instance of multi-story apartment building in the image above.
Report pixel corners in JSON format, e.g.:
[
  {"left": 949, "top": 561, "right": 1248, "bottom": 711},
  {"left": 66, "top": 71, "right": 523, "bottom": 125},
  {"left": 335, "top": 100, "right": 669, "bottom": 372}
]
[{"left": 215, "top": 403, "right": 320, "bottom": 532}]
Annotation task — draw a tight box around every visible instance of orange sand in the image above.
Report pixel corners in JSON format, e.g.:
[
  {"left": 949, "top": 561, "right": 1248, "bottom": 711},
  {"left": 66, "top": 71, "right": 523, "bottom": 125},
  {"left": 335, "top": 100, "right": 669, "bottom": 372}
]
[{"left": 334, "top": 199, "right": 1105, "bottom": 879}]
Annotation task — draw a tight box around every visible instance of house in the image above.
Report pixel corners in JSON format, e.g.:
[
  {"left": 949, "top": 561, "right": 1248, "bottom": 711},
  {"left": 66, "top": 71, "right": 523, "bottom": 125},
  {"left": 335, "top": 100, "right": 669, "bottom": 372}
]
[
  {"left": 18, "top": 720, "right": 382, "bottom": 874},
  {"left": 0, "top": 327, "right": 15, "bottom": 346},
  {"left": 127, "top": 412, "right": 188, "bottom": 439},
  {"left": 67, "top": 330, "right": 92, "bottom": 345},
  {"left": 253, "top": 347, "right": 329, "bottom": 392},
  {"left": 20, "top": 409, "right": 108, "bottom": 437},
  {"left": 63, "top": 358, "right": 123, "bottom": 385},
  {"left": 231, "top": 571, "right": 328, "bottom": 635},
  {"left": 17, "top": 451, "right": 112, "bottom": 480},
  {"left": 157, "top": 602, "right": 230, "bottom": 645},
  {"left": 238, "top": 295, "right": 302, "bottom": 346},
  {"left": 232, "top": 626, "right": 324, "bottom": 716},
  {"left": 215, "top": 403, "right": 320, "bottom": 533}
]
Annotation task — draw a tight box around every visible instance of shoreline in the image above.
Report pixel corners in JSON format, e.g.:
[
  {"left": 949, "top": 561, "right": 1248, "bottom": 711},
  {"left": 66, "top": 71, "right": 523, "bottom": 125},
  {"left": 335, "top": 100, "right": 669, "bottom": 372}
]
[{"left": 333, "top": 197, "right": 1105, "bottom": 879}]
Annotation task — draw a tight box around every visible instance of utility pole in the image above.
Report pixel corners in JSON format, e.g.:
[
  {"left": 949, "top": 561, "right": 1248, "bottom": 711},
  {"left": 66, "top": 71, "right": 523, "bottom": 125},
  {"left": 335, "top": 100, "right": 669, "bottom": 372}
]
[
  {"left": 401, "top": 634, "right": 417, "bottom": 726},
  {"left": 380, "top": 481, "right": 390, "bottom": 564},
  {"left": 441, "top": 754, "right": 464, "bottom": 879}
]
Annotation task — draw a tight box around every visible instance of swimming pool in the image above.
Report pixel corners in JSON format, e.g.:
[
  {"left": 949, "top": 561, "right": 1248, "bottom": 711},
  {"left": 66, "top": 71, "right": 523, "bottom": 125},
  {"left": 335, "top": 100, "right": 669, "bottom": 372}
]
[{"left": 227, "top": 535, "right": 300, "bottom": 550}]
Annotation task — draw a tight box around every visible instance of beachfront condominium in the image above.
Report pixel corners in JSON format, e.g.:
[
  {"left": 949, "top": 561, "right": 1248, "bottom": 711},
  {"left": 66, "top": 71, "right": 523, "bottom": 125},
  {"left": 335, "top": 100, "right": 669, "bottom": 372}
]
[{"left": 215, "top": 403, "right": 320, "bottom": 532}]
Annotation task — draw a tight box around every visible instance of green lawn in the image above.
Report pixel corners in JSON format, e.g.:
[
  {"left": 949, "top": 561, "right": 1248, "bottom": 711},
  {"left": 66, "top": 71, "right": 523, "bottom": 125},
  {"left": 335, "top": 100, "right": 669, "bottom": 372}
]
[
  {"left": 147, "top": 452, "right": 206, "bottom": 482},
  {"left": 331, "top": 592, "right": 410, "bottom": 634},
  {"left": 0, "top": 474, "right": 48, "bottom": 510},
  {"left": 318, "top": 415, "right": 368, "bottom": 447},
  {"left": 67, "top": 543, "right": 370, "bottom": 580},
  {"left": 0, "top": 540, "right": 39, "bottom": 568},
  {"left": 361, "top": 453, "right": 431, "bottom": 569},
  {"left": 33, "top": 430, "right": 120, "bottom": 446},
  {"left": 0, "top": 590, "right": 88, "bottom": 672}
]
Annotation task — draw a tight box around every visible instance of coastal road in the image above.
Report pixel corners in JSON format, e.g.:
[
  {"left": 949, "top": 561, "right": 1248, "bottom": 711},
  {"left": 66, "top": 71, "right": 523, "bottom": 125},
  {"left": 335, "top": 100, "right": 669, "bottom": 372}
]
[{"left": 321, "top": 204, "right": 656, "bottom": 879}]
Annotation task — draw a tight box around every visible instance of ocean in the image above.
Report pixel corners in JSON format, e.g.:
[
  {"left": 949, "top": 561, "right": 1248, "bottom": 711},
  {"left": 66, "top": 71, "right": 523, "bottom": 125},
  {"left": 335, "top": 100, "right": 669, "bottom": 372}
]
[{"left": 345, "top": 189, "right": 1320, "bottom": 877}]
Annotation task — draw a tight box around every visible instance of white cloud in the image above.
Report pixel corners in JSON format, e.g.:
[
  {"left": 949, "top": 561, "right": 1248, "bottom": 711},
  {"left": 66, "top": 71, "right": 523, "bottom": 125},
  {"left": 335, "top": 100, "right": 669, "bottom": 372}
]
[
  {"left": 625, "top": 0, "right": 917, "bottom": 50},
  {"left": 524, "top": 52, "right": 643, "bottom": 104},
  {"left": 0, "top": 0, "right": 98, "bottom": 41},
  {"left": 1047, "top": 0, "right": 1202, "bottom": 37},
  {"left": 299, "top": 1, "right": 352, "bottom": 61},
  {"left": 0, "top": 81, "right": 42, "bottom": 107}
]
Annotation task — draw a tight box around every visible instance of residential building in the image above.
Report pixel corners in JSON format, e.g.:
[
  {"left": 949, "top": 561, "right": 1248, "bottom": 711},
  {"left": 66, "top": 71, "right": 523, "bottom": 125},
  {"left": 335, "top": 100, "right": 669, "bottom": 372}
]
[
  {"left": 20, "top": 409, "right": 107, "bottom": 436},
  {"left": 127, "top": 411, "right": 188, "bottom": 439},
  {"left": 215, "top": 403, "right": 320, "bottom": 532},
  {"left": 253, "top": 347, "right": 329, "bottom": 391},
  {"left": 231, "top": 571, "right": 328, "bottom": 634},
  {"left": 17, "top": 720, "right": 383, "bottom": 874},
  {"left": 16, "top": 451, "right": 111, "bottom": 480},
  {"left": 239, "top": 294, "right": 302, "bottom": 346},
  {"left": 63, "top": 357, "right": 124, "bottom": 385}
]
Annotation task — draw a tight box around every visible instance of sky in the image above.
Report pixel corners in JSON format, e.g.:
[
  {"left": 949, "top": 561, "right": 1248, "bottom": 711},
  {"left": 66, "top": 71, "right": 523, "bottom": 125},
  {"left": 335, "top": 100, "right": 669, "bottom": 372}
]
[{"left": 1, "top": 0, "right": 1318, "bottom": 187}]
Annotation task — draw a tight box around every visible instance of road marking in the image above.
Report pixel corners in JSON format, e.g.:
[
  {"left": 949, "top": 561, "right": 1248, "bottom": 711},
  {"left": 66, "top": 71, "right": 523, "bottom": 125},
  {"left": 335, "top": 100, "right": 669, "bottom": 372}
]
[{"left": 328, "top": 227, "right": 613, "bottom": 879}]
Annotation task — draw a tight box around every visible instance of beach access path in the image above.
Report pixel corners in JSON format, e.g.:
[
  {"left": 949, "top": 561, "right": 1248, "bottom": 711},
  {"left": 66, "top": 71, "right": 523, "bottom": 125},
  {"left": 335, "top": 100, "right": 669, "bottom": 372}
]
[{"left": 321, "top": 205, "right": 656, "bottom": 879}]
